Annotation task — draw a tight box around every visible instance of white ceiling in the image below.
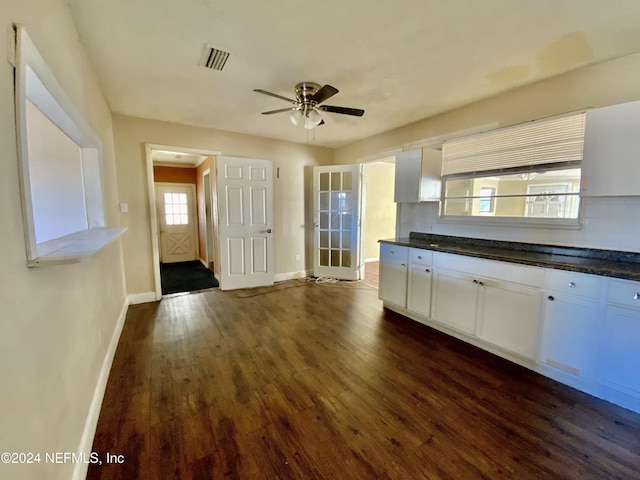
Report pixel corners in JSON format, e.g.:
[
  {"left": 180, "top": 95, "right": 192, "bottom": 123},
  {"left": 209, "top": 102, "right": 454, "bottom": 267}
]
[{"left": 66, "top": 0, "right": 640, "bottom": 148}]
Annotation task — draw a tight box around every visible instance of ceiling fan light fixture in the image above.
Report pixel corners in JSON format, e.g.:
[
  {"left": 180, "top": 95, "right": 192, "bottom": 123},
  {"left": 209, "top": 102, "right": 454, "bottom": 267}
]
[
  {"left": 304, "top": 109, "right": 323, "bottom": 129},
  {"left": 289, "top": 109, "right": 303, "bottom": 126}
]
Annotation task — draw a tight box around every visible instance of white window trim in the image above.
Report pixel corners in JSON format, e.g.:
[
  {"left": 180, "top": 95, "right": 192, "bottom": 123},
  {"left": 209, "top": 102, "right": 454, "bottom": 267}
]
[{"left": 13, "top": 24, "right": 124, "bottom": 266}]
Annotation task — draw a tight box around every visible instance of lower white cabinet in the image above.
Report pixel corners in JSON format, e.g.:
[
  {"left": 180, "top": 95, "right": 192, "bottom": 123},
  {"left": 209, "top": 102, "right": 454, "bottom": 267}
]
[
  {"left": 378, "top": 244, "right": 408, "bottom": 308},
  {"left": 407, "top": 249, "right": 433, "bottom": 319},
  {"left": 378, "top": 242, "right": 640, "bottom": 412},
  {"left": 596, "top": 306, "right": 640, "bottom": 395},
  {"left": 431, "top": 268, "right": 478, "bottom": 334},
  {"left": 539, "top": 293, "right": 599, "bottom": 377},
  {"left": 597, "top": 278, "right": 640, "bottom": 395},
  {"left": 477, "top": 280, "right": 541, "bottom": 359}
]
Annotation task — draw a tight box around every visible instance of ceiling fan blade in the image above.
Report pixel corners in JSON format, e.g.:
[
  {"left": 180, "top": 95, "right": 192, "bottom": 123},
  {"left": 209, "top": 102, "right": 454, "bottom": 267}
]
[
  {"left": 253, "top": 89, "right": 297, "bottom": 104},
  {"left": 319, "top": 105, "right": 365, "bottom": 117},
  {"left": 261, "top": 108, "right": 295, "bottom": 115},
  {"left": 311, "top": 85, "right": 339, "bottom": 104}
]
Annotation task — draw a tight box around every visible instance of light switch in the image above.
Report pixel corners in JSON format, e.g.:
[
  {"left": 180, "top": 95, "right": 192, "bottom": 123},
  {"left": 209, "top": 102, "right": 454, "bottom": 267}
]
[{"left": 119, "top": 203, "right": 128, "bottom": 213}]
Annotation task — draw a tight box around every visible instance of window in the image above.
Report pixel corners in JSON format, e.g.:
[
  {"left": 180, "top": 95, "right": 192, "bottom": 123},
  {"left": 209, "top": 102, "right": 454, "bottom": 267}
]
[
  {"left": 441, "top": 113, "right": 586, "bottom": 224},
  {"left": 164, "top": 193, "right": 189, "bottom": 225},
  {"left": 13, "top": 25, "right": 124, "bottom": 265}
]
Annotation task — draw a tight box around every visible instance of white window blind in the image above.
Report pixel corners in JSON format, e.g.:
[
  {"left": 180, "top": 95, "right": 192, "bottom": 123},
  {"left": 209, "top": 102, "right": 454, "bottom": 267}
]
[{"left": 442, "top": 113, "right": 586, "bottom": 176}]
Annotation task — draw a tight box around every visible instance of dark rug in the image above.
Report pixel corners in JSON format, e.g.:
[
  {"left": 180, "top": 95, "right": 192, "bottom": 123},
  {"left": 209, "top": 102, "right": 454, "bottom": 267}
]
[{"left": 160, "top": 261, "right": 218, "bottom": 295}]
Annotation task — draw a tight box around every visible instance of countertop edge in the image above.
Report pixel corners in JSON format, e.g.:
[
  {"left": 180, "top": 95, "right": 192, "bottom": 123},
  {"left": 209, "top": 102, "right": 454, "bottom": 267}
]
[{"left": 379, "top": 238, "right": 640, "bottom": 282}]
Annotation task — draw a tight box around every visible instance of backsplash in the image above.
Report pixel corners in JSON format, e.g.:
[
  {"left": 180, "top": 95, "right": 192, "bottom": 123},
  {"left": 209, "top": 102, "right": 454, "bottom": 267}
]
[{"left": 398, "top": 197, "right": 640, "bottom": 253}]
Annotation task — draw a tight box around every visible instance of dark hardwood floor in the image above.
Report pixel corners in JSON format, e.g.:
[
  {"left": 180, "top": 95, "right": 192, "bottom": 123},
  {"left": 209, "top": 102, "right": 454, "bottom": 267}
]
[
  {"left": 362, "top": 261, "right": 379, "bottom": 289},
  {"left": 87, "top": 280, "right": 640, "bottom": 479}
]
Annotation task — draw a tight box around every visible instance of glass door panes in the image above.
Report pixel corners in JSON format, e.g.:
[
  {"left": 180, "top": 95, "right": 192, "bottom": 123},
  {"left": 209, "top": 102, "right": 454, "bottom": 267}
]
[{"left": 318, "top": 170, "right": 353, "bottom": 268}]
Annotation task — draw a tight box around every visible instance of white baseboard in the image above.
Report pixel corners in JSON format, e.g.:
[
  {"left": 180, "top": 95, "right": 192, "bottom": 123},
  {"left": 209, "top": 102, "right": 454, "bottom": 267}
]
[
  {"left": 274, "top": 269, "right": 312, "bottom": 282},
  {"left": 72, "top": 298, "right": 129, "bottom": 480},
  {"left": 127, "top": 291, "right": 158, "bottom": 304}
]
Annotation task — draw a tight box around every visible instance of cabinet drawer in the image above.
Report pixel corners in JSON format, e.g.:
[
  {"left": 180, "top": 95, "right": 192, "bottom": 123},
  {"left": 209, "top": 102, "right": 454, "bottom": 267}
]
[
  {"left": 380, "top": 243, "right": 408, "bottom": 263},
  {"left": 434, "top": 252, "right": 544, "bottom": 287},
  {"left": 606, "top": 279, "right": 640, "bottom": 310},
  {"left": 545, "top": 269, "right": 603, "bottom": 299},
  {"left": 409, "top": 248, "right": 432, "bottom": 265}
]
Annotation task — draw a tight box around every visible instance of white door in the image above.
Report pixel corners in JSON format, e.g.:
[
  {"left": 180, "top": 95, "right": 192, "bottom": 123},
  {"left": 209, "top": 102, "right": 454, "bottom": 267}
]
[
  {"left": 217, "top": 156, "right": 274, "bottom": 291},
  {"left": 156, "top": 183, "right": 198, "bottom": 263},
  {"left": 313, "top": 165, "right": 361, "bottom": 280}
]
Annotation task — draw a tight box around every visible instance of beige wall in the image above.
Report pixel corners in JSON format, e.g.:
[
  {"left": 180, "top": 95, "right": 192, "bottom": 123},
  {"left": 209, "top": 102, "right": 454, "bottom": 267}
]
[
  {"left": 153, "top": 165, "right": 197, "bottom": 184},
  {"left": 113, "top": 114, "right": 334, "bottom": 294},
  {"left": 362, "top": 163, "right": 396, "bottom": 260},
  {"left": 336, "top": 52, "right": 640, "bottom": 164},
  {"left": 0, "top": 1, "right": 126, "bottom": 480},
  {"left": 336, "top": 52, "right": 640, "bottom": 252}
]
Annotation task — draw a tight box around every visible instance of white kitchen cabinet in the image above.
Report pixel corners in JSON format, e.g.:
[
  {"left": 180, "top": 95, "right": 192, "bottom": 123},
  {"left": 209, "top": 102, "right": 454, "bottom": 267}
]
[
  {"left": 430, "top": 267, "right": 479, "bottom": 334},
  {"left": 539, "top": 270, "right": 602, "bottom": 377},
  {"left": 407, "top": 251, "right": 433, "bottom": 319},
  {"left": 378, "top": 244, "right": 408, "bottom": 308},
  {"left": 539, "top": 292, "right": 600, "bottom": 377},
  {"left": 582, "top": 100, "right": 640, "bottom": 197},
  {"left": 477, "top": 279, "right": 542, "bottom": 359},
  {"left": 394, "top": 148, "right": 442, "bottom": 203},
  {"left": 596, "top": 279, "right": 640, "bottom": 395}
]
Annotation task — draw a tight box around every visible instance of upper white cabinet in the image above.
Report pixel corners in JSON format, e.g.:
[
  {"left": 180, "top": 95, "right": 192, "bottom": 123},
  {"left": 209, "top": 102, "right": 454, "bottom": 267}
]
[
  {"left": 378, "top": 243, "right": 408, "bottom": 308},
  {"left": 394, "top": 148, "right": 442, "bottom": 203},
  {"left": 582, "top": 100, "right": 640, "bottom": 197}
]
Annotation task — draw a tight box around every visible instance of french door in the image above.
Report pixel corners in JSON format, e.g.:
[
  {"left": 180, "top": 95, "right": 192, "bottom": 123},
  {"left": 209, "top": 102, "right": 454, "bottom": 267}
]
[{"left": 313, "top": 165, "right": 361, "bottom": 280}]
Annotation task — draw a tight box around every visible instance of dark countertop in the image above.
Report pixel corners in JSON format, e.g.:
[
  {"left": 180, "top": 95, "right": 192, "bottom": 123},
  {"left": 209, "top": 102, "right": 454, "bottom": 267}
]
[{"left": 380, "top": 233, "right": 640, "bottom": 282}]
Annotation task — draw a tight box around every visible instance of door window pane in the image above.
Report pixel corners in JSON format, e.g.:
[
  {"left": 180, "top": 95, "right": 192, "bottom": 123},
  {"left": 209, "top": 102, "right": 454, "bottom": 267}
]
[{"left": 320, "top": 172, "right": 330, "bottom": 191}]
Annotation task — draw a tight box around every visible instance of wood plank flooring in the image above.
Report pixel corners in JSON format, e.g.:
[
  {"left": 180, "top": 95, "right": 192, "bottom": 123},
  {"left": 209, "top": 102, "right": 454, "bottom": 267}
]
[{"left": 87, "top": 280, "right": 640, "bottom": 479}]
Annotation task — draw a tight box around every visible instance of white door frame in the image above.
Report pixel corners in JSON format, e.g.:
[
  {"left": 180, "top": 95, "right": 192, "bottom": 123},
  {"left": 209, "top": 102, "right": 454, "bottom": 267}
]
[
  {"left": 155, "top": 182, "right": 198, "bottom": 263},
  {"left": 145, "top": 143, "right": 220, "bottom": 300},
  {"left": 202, "top": 168, "right": 215, "bottom": 268}
]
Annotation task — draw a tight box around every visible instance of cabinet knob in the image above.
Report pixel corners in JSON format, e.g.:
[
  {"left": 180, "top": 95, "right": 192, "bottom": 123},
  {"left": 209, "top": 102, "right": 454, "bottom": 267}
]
[
  {"left": 473, "top": 279, "right": 478, "bottom": 284},
  {"left": 425, "top": 268, "right": 430, "bottom": 273},
  {"left": 478, "top": 281, "right": 484, "bottom": 286},
  {"left": 634, "top": 293, "right": 640, "bottom": 300},
  {"left": 568, "top": 282, "right": 576, "bottom": 288},
  {"left": 390, "top": 250, "right": 394, "bottom": 254},
  {"left": 417, "top": 255, "right": 422, "bottom": 260},
  {"left": 548, "top": 295, "right": 555, "bottom": 301},
  {"left": 401, "top": 263, "right": 406, "bottom": 267}
]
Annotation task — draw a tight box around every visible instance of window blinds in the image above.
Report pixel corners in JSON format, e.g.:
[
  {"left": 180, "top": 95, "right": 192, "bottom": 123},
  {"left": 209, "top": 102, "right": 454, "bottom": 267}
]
[{"left": 442, "top": 113, "right": 586, "bottom": 176}]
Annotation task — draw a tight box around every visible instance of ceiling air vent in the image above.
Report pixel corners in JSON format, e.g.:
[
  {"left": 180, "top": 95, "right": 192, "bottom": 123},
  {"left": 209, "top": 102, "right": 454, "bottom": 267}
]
[{"left": 200, "top": 45, "right": 230, "bottom": 71}]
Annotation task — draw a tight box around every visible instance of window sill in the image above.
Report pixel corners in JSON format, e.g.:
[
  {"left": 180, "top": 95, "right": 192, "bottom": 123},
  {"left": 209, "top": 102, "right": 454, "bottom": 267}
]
[
  {"left": 28, "top": 227, "right": 126, "bottom": 267},
  {"left": 438, "top": 215, "right": 582, "bottom": 230}
]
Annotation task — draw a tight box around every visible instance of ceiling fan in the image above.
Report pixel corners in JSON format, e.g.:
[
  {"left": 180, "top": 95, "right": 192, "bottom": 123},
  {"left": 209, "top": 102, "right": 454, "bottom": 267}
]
[{"left": 253, "top": 82, "right": 364, "bottom": 129}]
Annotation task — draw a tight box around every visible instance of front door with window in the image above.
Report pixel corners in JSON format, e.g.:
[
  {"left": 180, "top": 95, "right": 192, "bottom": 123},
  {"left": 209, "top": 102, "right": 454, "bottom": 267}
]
[
  {"left": 156, "top": 183, "right": 198, "bottom": 263},
  {"left": 313, "top": 165, "right": 361, "bottom": 280}
]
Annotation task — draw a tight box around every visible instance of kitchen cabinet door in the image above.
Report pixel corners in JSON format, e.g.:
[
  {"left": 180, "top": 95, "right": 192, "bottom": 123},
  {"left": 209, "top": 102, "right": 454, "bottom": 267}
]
[
  {"left": 539, "top": 293, "right": 599, "bottom": 377},
  {"left": 477, "top": 280, "right": 542, "bottom": 359},
  {"left": 431, "top": 268, "right": 478, "bottom": 334},
  {"left": 407, "top": 263, "right": 433, "bottom": 319},
  {"left": 394, "top": 148, "right": 442, "bottom": 203},
  {"left": 597, "top": 305, "right": 640, "bottom": 395},
  {"left": 378, "top": 245, "right": 408, "bottom": 308}
]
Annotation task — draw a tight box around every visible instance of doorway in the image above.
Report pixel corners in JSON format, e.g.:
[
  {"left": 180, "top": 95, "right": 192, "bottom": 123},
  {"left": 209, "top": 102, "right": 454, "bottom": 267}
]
[
  {"left": 146, "top": 145, "right": 221, "bottom": 299},
  {"left": 360, "top": 159, "right": 396, "bottom": 288}
]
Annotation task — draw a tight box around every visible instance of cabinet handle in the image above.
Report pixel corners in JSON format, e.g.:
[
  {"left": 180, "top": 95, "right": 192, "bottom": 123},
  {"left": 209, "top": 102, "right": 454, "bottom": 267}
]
[
  {"left": 568, "top": 282, "right": 576, "bottom": 288},
  {"left": 473, "top": 279, "right": 478, "bottom": 284},
  {"left": 634, "top": 293, "right": 640, "bottom": 300},
  {"left": 425, "top": 268, "right": 430, "bottom": 273},
  {"left": 548, "top": 295, "right": 555, "bottom": 301},
  {"left": 478, "top": 281, "right": 484, "bottom": 286},
  {"left": 390, "top": 250, "right": 394, "bottom": 254},
  {"left": 417, "top": 255, "right": 422, "bottom": 260},
  {"left": 401, "top": 263, "right": 406, "bottom": 268}
]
